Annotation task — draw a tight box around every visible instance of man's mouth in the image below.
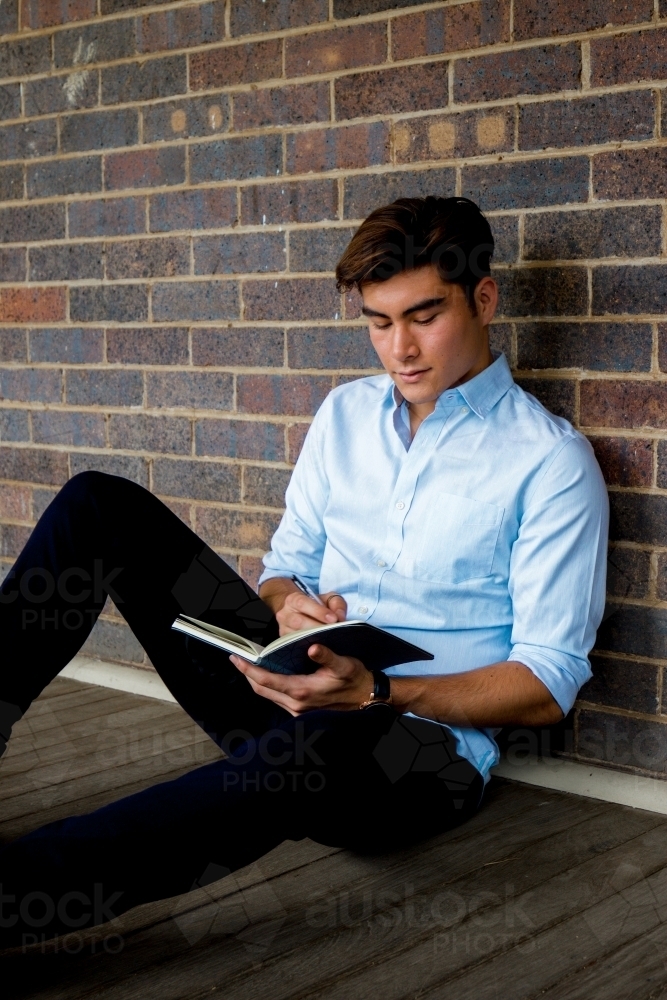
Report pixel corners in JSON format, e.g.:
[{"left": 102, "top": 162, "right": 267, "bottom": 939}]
[{"left": 397, "top": 369, "right": 430, "bottom": 382}]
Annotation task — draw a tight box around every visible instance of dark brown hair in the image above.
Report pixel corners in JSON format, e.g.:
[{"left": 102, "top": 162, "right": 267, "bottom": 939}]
[{"left": 335, "top": 196, "right": 494, "bottom": 310}]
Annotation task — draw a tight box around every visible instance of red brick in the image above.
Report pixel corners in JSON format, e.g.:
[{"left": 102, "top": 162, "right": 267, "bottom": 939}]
[
  {"left": 105, "top": 238, "right": 190, "bottom": 280},
  {"left": 0, "top": 288, "right": 65, "bottom": 324},
  {"left": 231, "top": 0, "right": 328, "bottom": 37},
  {"left": 588, "top": 436, "right": 653, "bottom": 487},
  {"left": 233, "top": 82, "right": 330, "bottom": 131},
  {"left": 286, "top": 123, "right": 390, "bottom": 173},
  {"left": 21, "top": 0, "right": 95, "bottom": 29},
  {"left": 344, "top": 288, "right": 363, "bottom": 320},
  {"left": 594, "top": 148, "right": 667, "bottom": 201},
  {"left": 241, "top": 180, "right": 338, "bottom": 225},
  {"left": 237, "top": 375, "right": 331, "bottom": 415},
  {"left": 393, "top": 108, "right": 513, "bottom": 165},
  {"left": 455, "top": 43, "right": 581, "bottom": 103},
  {"left": 137, "top": 2, "right": 226, "bottom": 54},
  {"left": 0, "top": 446, "right": 68, "bottom": 486},
  {"left": 286, "top": 22, "right": 387, "bottom": 77},
  {"left": 287, "top": 422, "right": 311, "bottom": 463},
  {"left": 105, "top": 148, "right": 185, "bottom": 191},
  {"left": 0, "top": 483, "right": 31, "bottom": 520},
  {"left": 580, "top": 381, "right": 667, "bottom": 429},
  {"left": 392, "top": 1, "right": 510, "bottom": 60},
  {"left": 195, "top": 506, "right": 282, "bottom": 552},
  {"left": 591, "top": 27, "right": 667, "bottom": 86},
  {"left": 238, "top": 555, "right": 264, "bottom": 592},
  {"left": 190, "top": 39, "right": 283, "bottom": 91},
  {"left": 514, "top": 0, "right": 652, "bottom": 40},
  {"left": 243, "top": 278, "right": 340, "bottom": 321},
  {"left": 335, "top": 63, "right": 449, "bottom": 121},
  {"left": 150, "top": 188, "right": 238, "bottom": 233}
]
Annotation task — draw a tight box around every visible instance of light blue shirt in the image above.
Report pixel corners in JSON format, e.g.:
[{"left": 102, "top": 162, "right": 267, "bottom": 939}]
[{"left": 259, "top": 353, "right": 609, "bottom": 781}]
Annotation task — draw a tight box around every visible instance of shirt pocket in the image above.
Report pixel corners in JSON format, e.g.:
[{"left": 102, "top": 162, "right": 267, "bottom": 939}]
[{"left": 413, "top": 491, "right": 504, "bottom": 584}]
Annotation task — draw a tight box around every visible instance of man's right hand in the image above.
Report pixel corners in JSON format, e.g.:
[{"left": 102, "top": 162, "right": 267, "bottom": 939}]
[{"left": 258, "top": 578, "right": 347, "bottom": 635}]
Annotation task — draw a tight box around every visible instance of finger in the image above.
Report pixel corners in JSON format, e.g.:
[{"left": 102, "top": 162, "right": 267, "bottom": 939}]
[
  {"left": 320, "top": 593, "right": 347, "bottom": 621},
  {"left": 286, "top": 591, "right": 338, "bottom": 625},
  {"left": 230, "top": 655, "right": 296, "bottom": 693}
]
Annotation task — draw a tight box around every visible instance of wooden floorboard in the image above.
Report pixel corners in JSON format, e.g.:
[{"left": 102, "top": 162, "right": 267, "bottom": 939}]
[{"left": 3, "top": 677, "right": 667, "bottom": 1000}]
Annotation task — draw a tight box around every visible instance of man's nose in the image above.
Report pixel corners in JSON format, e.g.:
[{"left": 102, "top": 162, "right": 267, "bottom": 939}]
[{"left": 391, "top": 323, "right": 419, "bottom": 359}]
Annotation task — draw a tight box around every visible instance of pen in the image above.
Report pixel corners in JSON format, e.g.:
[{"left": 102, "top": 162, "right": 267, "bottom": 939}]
[{"left": 291, "top": 574, "right": 325, "bottom": 606}]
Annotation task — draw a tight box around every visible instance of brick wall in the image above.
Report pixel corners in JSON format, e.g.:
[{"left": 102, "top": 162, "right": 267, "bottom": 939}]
[{"left": 0, "top": 0, "right": 665, "bottom": 778}]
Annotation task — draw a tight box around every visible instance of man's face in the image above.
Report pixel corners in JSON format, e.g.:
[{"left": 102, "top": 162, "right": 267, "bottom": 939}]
[{"left": 361, "top": 264, "right": 498, "bottom": 408}]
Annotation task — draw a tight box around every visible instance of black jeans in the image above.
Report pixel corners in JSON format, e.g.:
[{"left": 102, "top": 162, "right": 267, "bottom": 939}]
[{"left": 0, "top": 472, "right": 483, "bottom": 947}]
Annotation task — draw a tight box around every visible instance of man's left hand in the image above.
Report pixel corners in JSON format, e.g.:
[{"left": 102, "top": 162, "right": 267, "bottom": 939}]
[{"left": 229, "top": 644, "right": 373, "bottom": 715}]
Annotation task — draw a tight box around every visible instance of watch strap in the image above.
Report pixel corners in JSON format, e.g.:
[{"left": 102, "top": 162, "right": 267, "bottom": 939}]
[{"left": 359, "top": 669, "right": 392, "bottom": 709}]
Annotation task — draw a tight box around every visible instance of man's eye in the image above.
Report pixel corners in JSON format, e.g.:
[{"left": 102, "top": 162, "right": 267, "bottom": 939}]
[
  {"left": 415, "top": 315, "right": 436, "bottom": 325},
  {"left": 372, "top": 322, "right": 391, "bottom": 331}
]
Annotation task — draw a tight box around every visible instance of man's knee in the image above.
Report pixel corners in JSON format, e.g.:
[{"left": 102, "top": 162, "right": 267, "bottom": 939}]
[{"left": 54, "top": 471, "right": 143, "bottom": 515}]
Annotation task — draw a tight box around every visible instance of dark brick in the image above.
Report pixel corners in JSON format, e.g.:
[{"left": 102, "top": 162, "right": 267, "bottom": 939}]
[
  {"left": 106, "top": 327, "right": 189, "bottom": 366},
  {"left": 108, "top": 414, "right": 191, "bottom": 454},
  {"left": 0, "top": 409, "right": 29, "bottom": 441},
  {"left": 29, "top": 243, "right": 104, "bottom": 282},
  {"left": 146, "top": 371, "right": 234, "bottom": 410},
  {"left": 525, "top": 207, "right": 661, "bottom": 261},
  {"left": 609, "top": 492, "right": 667, "bottom": 545},
  {"left": 392, "top": 1, "right": 510, "bottom": 60},
  {"left": 32, "top": 487, "right": 58, "bottom": 520},
  {"left": 150, "top": 188, "right": 237, "bottom": 233},
  {"left": 0, "top": 120, "right": 57, "bottom": 161},
  {"left": 143, "top": 96, "right": 230, "bottom": 144},
  {"left": 237, "top": 374, "right": 331, "bottom": 415},
  {"left": 244, "top": 278, "right": 340, "bottom": 321},
  {"left": 0, "top": 0, "right": 17, "bottom": 35},
  {"left": 393, "top": 108, "right": 513, "bottom": 164},
  {"left": 66, "top": 369, "right": 143, "bottom": 407},
  {"left": 0, "top": 164, "right": 23, "bottom": 201},
  {"left": 69, "top": 196, "right": 145, "bottom": 238},
  {"left": 101, "top": 0, "right": 163, "bottom": 11},
  {"left": 489, "top": 322, "right": 512, "bottom": 358},
  {"left": 287, "top": 422, "right": 310, "bottom": 463},
  {"left": 105, "top": 146, "right": 185, "bottom": 191},
  {"left": 455, "top": 43, "right": 581, "bottom": 103},
  {"left": 519, "top": 91, "right": 655, "bottom": 152},
  {"left": 190, "top": 135, "right": 282, "bottom": 184},
  {"left": 0, "top": 446, "right": 68, "bottom": 486},
  {"left": 496, "top": 268, "right": 588, "bottom": 318},
  {"left": 81, "top": 617, "right": 145, "bottom": 665},
  {"left": 243, "top": 466, "right": 291, "bottom": 508},
  {"left": 230, "top": 0, "right": 328, "bottom": 36},
  {"left": 344, "top": 168, "right": 456, "bottom": 219},
  {"left": 22, "top": 0, "right": 96, "bottom": 29},
  {"left": 196, "top": 419, "right": 285, "bottom": 461},
  {"left": 656, "top": 441, "right": 667, "bottom": 489},
  {"left": 153, "top": 458, "right": 241, "bottom": 502},
  {"left": 0, "top": 287, "right": 65, "bottom": 322},
  {"left": 462, "top": 158, "right": 589, "bottom": 211},
  {"left": 25, "top": 71, "right": 97, "bottom": 116},
  {"left": 336, "top": 63, "right": 448, "bottom": 121},
  {"left": 287, "top": 122, "right": 391, "bottom": 173},
  {"left": 238, "top": 555, "right": 263, "bottom": 591},
  {"left": 32, "top": 410, "right": 105, "bottom": 448},
  {"left": 591, "top": 27, "right": 667, "bottom": 87},
  {"left": 1, "top": 524, "right": 32, "bottom": 559},
  {"left": 27, "top": 156, "right": 102, "bottom": 199},
  {"left": 334, "top": 0, "right": 424, "bottom": 15},
  {"left": 659, "top": 325, "right": 667, "bottom": 374},
  {"left": 0, "top": 83, "right": 21, "bottom": 119},
  {"left": 582, "top": 380, "right": 667, "bottom": 429},
  {"left": 589, "top": 436, "right": 653, "bottom": 487},
  {"left": 289, "top": 229, "right": 356, "bottom": 273},
  {"left": 194, "top": 233, "right": 286, "bottom": 275},
  {"left": 195, "top": 506, "right": 281, "bottom": 553},
  {"left": 152, "top": 281, "right": 239, "bottom": 322},
  {"left": 190, "top": 38, "right": 282, "bottom": 90},
  {"left": 105, "top": 237, "right": 190, "bottom": 280},
  {"left": 0, "top": 37, "right": 50, "bottom": 80},
  {"left": 489, "top": 217, "right": 519, "bottom": 265},
  {"left": 61, "top": 109, "right": 139, "bottom": 154},
  {"left": 137, "top": 2, "right": 225, "bottom": 53},
  {"left": 286, "top": 22, "right": 387, "bottom": 76},
  {"left": 594, "top": 148, "right": 667, "bottom": 201},
  {"left": 54, "top": 18, "right": 135, "bottom": 69},
  {"left": 0, "top": 367, "right": 61, "bottom": 403},
  {"left": 29, "top": 328, "right": 104, "bottom": 364},
  {"left": 515, "top": 0, "right": 652, "bottom": 39},
  {"left": 70, "top": 286, "right": 148, "bottom": 324},
  {"left": 241, "top": 180, "right": 337, "bottom": 225},
  {"left": 524, "top": 322, "right": 650, "bottom": 372},
  {"left": 658, "top": 554, "right": 667, "bottom": 601},
  {"left": 515, "top": 378, "right": 575, "bottom": 421},
  {"left": 102, "top": 56, "right": 187, "bottom": 105},
  {"left": 593, "top": 266, "right": 667, "bottom": 316},
  {"left": 288, "top": 327, "right": 380, "bottom": 369},
  {"left": 0, "top": 329, "right": 26, "bottom": 362},
  {"left": 582, "top": 656, "right": 658, "bottom": 715},
  {"left": 192, "top": 328, "right": 284, "bottom": 367},
  {"left": 69, "top": 451, "right": 149, "bottom": 487},
  {"left": 595, "top": 606, "right": 667, "bottom": 665},
  {"left": 0, "top": 247, "right": 25, "bottom": 282},
  {"left": 233, "top": 82, "right": 330, "bottom": 131},
  {"left": 607, "top": 544, "right": 651, "bottom": 598}
]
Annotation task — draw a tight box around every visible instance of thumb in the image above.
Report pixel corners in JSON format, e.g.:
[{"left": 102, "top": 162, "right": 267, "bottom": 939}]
[
  {"left": 321, "top": 593, "right": 347, "bottom": 620},
  {"left": 307, "top": 644, "right": 337, "bottom": 668}
]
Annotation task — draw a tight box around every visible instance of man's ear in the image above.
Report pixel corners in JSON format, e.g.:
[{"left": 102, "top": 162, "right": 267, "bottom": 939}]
[{"left": 474, "top": 276, "right": 498, "bottom": 326}]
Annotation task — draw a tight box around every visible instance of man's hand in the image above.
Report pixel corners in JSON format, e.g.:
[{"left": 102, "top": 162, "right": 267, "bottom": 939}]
[
  {"left": 258, "top": 577, "right": 347, "bottom": 635},
  {"left": 230, "top": 644, "right": 372, "bottom": 716}
]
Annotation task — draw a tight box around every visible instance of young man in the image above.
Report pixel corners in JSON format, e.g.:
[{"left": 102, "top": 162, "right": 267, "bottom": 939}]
[{"left": 0, "top": 197, "right": 608, "bottom": 946}]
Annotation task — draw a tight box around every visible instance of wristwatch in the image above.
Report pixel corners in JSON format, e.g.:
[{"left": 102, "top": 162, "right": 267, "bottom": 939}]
[{"left": 359, "top": 669, "right": 392, "bottom": 709}]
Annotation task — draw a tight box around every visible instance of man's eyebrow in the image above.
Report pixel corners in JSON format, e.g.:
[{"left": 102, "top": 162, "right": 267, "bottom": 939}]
[{"left": 361, "top": 296, "right": 446, "bottom": 320}]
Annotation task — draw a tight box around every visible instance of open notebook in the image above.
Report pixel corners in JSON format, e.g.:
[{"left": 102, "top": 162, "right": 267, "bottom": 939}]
[{"left": 171, "top": 614, "right": 434, "bottom": 675}]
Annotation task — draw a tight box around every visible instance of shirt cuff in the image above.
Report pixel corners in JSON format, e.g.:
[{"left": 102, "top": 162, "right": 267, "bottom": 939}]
[{"left": 508, "top": 644, "right": 592, "bottom": 716}]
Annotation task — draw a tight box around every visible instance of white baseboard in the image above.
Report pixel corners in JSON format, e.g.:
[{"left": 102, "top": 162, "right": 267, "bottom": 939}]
[
  {"left": 493, "top": 756, "right": 667, "bottom": 815},
  {"left": 60, "top": 657, "right": 667, "bottom": 815}
]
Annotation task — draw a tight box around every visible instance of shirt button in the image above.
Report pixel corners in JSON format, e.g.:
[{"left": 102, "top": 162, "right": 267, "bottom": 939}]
[
  {"left": 461, "top": 406, "right": 469, "bottom": 414},
  {"left": 376, "top": 559, "right": 386, "bottom": 567},
  {"left": 358, "top": 605, "right": 368, "bottom": 614},
  {"left": 395, "top": 501, "right": 405, "bottom": 510}
]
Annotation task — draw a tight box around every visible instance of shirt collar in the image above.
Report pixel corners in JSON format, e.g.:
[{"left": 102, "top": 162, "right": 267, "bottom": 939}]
[{"left": 390, "top": 351, "right": 514, "bottom": 421}]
